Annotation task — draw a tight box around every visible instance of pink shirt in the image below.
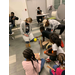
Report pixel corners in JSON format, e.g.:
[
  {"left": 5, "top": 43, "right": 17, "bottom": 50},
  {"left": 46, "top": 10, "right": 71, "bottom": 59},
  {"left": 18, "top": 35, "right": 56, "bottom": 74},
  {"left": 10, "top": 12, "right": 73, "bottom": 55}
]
[
  {"left": 51, "top": 67, "right": 65, "bottom": 75},
  {"left": 22, "top": 60, "right": 41, "bottom": 75}
]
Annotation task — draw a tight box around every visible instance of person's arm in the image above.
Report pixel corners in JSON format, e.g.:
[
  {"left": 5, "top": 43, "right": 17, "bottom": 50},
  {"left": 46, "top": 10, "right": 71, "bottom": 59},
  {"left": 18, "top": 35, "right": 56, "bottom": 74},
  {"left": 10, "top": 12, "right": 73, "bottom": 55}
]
[
  {"left": 47, "top": 65, "right": 55, "bottom": 71},
  {"left": 36, "top": 60, "right": 41, "bottom": 72},
  {"left": 20, "top": 21, "right": 28, "bottom": 37},
  {"left": 37, "top": 11, "right": 39, "bottom": 15},
  {"left": 35, "top": 35, "right": 42, "bottom": 38},
  {"left": 45, "top": 51, "right": 57, "bottom": 56},
  {"left": 46, "top": 47, "right": 52, "bottom": 52},
  {"left": 43, "top": 37, "right": 45, "bottom": 42}
]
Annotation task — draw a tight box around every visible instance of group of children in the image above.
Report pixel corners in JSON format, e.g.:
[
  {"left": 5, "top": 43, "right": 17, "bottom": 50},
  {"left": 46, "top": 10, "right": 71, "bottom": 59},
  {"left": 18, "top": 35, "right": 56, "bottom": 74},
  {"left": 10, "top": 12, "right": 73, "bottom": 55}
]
[{"left": 21, "top": 17, "right": 65, "bottom": 75}]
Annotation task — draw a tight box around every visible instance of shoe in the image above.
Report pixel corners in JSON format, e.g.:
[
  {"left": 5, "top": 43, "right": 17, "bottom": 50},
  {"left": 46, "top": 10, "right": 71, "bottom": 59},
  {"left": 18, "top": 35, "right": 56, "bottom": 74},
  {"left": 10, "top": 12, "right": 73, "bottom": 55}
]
[
  {"left": 54, "top": 61, "right": 59, "bottom": 65},
  {"left": 59, "top": 35, "right": 61, "bottom": 39},
  {"left": 9, "top": 32, "right": 14, "bottom": 35},
  {"left": 46, "top": 57, "right": 51, "bottom": 62},
  {"left": 28, "top": 43, "right": 31, "bottom": 47}
]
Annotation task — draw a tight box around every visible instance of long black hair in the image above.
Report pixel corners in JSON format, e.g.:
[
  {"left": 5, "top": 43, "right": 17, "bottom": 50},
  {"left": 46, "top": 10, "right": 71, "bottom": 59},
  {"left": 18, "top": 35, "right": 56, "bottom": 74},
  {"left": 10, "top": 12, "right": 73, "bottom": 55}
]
[
  {"left": 49, "top": 33, "right": 61, "bottom": 47},
  {"left": 23, "top": 48, "right": 37, "bottom": 72}
]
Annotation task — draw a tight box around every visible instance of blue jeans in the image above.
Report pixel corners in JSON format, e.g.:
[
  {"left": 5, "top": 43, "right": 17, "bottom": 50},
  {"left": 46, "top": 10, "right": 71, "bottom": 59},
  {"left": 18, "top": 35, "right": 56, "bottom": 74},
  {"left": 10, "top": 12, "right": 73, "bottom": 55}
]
[
  {"left": 9, "top": 24, "right": 13, "bottom": 34},
  {"left": 49, "top": 65, "right": 59, "bottom": 75},
  {"left": 25, "top": 58, "right": 45, "bottom": 74}
]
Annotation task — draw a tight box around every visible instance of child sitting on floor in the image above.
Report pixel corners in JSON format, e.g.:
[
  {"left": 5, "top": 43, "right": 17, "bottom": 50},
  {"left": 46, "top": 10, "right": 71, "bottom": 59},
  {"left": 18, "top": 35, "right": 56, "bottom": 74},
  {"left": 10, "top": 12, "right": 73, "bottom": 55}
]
[
  {"left": 22, "top": 48, "right": 45, "bottom": 75},
  {"left": 49, "top": 53, "right": 65, "bottom": 75},
  {"left": 44, "top": 33, "right": 65, "bottom": 62}
]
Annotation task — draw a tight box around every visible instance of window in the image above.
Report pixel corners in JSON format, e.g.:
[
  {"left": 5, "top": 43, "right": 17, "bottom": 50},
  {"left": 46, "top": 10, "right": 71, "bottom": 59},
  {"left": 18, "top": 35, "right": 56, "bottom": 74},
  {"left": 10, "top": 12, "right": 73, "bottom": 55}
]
[
  {"left": 54, "top": 0, "right": 60, "bottom": 9},
  {"left": 62, "top": 0, "right": 65, "bottom": 4}
]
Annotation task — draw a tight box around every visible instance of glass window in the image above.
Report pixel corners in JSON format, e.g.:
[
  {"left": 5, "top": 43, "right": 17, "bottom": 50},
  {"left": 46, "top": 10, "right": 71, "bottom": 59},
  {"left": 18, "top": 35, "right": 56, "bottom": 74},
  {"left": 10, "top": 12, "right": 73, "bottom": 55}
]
[
  {"left": 62, "top": 0, "right": 65, "bottom": 4},
  {"left": 54, "top": 0, "right": 60, "bottom": 9}
]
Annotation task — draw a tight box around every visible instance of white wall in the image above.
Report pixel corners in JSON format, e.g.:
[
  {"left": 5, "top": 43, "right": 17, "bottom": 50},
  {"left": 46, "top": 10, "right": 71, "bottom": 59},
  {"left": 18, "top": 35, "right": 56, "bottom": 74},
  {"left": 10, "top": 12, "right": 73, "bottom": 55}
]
[
  {"left": 47, "top": 0, "right": 54, "bottom": 7},
  {"left": 9, "top": 0, "right": 29, "bottom": 24}
]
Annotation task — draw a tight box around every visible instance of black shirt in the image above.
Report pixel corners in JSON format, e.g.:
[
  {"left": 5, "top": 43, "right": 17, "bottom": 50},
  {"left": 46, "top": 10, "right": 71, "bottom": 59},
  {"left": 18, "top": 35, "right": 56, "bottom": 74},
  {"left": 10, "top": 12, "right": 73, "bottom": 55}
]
[
  {"left": 37, "top": 10, "right": 42, "bottom": 14},
  {"left": 42, "top": 30, "right": 50, "bottom": 39},
  {"left": 25, "top": 22, "right": 30, "bottom": 34},
  {"left": 9, "top": 16, "right": 19, "bottom": 26}
]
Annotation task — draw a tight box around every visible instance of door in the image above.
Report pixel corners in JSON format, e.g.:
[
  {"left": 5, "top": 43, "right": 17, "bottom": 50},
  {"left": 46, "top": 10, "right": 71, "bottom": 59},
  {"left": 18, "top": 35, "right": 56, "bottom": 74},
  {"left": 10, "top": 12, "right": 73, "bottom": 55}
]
[{"left": 26, "top": 0, "right": 46, "bottom": 19}]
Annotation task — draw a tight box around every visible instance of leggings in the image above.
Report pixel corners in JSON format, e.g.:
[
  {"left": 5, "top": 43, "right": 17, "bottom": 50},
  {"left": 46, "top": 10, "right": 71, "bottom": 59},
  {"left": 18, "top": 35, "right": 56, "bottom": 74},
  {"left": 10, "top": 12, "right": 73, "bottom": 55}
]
[{"left": 55, "top": 24, "right": 65, "bottom": 35}]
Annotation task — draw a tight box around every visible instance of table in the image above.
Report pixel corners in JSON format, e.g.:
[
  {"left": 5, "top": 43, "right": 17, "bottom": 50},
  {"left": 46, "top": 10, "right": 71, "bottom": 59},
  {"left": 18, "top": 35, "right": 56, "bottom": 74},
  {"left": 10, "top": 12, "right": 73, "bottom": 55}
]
[{"left": 36, "top": 13, "right": 49, "bottom": 18}]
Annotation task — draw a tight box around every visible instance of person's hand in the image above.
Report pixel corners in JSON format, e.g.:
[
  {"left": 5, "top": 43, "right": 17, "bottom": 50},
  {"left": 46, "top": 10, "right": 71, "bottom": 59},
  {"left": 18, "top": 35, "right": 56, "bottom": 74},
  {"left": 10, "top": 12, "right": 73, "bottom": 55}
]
[
  {"left": 12, "top": 17, "right": 15, "bottom": 20},
  {"left": 24, "top": 34, "right": 29, "bottom": 37},
  {"left": 44, "top": 50, "right": 47, "bottom": 54},
  {"left": 44, "top": 50, "right": 49, "bottom": 55},
  {"left": 35, "top": 37, "right": 38, "bottom": 38},
  {"left": 38, "top": 58, "right": 41, "bottom": 60}
]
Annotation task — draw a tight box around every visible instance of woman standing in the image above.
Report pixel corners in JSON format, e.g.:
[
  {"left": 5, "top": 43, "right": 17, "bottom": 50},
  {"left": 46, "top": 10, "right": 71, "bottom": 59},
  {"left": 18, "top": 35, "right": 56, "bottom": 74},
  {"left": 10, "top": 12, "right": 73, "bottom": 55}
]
[{"left": 20, "top": 17, "right": 34, "bottom": 48}]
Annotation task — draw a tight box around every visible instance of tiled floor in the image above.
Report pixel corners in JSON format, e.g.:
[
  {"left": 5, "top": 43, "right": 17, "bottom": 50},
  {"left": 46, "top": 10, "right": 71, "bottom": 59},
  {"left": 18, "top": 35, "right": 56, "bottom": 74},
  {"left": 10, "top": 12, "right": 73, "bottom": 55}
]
[{"left": 9, "top": 20, "right": 65, "bottom": 75}]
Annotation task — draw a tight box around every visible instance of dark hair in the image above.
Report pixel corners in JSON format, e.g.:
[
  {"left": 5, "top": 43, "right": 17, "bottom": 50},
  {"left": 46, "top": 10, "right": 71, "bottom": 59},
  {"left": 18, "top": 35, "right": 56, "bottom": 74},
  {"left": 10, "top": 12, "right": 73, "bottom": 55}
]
[
  {"left": 11, "top": 12, "right": 14, "bottom": 15},
  {"left": 40, "top": 26, "right": 45, "bottom": 31},
  {"left": 57, "top": 53, "right": 65, "bottom": 65},
  {"left": 49, "top": 33, "right": 61, "bottom": 47},
  {"left": 45, "top": 19, "right": 49, "bottom": 27},
  {"left": 37, "top": 7, "right": 40, "bottom": 9},
  {"left": 23, "top": 48, "right": 37, "bottom": 72}
]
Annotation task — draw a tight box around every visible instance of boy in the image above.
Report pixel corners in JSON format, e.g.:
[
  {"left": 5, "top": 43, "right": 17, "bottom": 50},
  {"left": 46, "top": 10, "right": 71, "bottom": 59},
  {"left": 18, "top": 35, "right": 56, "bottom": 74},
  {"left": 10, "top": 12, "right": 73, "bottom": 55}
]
[
  {"left": 9, "top": 12, "right": 19, "bottom": 35},
  {"left": 40, "top": 26, "right": 51, "bottom": 42}
]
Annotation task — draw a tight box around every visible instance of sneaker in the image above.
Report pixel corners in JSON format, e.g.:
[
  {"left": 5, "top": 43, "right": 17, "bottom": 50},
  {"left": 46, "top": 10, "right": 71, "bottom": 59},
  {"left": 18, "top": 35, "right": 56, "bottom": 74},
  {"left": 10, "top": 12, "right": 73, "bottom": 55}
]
[
  {"left": 9, "top": 32, "right": 14, "bottom": 35},
  {"left": 46, "top": 57, "right": 51, "bottom": 62},
  {"left": 54, "top": 61, "right": 59, "bottom": 65}
]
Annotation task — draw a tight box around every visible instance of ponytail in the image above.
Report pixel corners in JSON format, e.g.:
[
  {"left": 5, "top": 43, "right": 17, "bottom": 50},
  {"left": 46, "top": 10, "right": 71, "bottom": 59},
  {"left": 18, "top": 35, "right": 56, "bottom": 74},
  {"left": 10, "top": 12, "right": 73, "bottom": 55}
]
[{"left": 23, "top": 48, "right": 37, "bottom": 72}]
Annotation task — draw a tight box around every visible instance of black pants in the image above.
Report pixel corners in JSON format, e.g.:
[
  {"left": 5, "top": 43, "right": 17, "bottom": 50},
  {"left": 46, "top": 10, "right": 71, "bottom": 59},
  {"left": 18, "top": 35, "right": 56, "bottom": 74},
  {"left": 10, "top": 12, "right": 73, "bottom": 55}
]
[
  {"left": 37, "top": 16, "right": 44, "bottom": 23},
  {"left": 54, "top": 24, "right": 65, "bottom": 35},
  {"left": 47, "top": 45, "right": 57, "bottom": 61}
]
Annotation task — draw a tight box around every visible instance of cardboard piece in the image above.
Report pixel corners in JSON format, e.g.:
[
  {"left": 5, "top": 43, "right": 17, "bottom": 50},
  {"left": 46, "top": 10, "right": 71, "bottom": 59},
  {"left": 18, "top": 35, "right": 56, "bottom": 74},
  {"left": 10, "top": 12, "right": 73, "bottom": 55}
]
[
  {"left": 42, "top": 40, "right": 50, "bottom": 46},
  {"left": 34, "top": 53, "right": 40, "bottom": 60}
]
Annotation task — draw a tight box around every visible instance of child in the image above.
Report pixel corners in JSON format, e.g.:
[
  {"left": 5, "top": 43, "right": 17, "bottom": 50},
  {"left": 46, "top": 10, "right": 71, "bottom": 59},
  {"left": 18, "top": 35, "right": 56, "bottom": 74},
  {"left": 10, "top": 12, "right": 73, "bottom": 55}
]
[
  {"left": 22, "top": 48, "right": 45, "bottom": 75},
  {"left": 42, "top": 19, "right": 65, "bottom": 38},
  {"left": 20, "top": 17, "right": 34, "bottom": 48},
  {"left": 40, "top": 26, "right": 51, "bottom": 42},
  {"left": 37, "top": 7, "right": 43, "bottom": 24},
  {"left": 49, "top": 53, "right": 65, "bottom": 75},
  {"left": 44, "top": 33, "right": 65, "bottom": 62}
]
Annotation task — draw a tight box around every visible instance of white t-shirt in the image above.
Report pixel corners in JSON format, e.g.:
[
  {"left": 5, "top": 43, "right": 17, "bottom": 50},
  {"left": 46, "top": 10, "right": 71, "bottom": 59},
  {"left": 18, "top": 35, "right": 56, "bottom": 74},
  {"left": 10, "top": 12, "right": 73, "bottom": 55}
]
[
  {"left": 52, "top": 43, "right": 65, "bottom": 55},
  {"left": 48, "top": 19, "right": 61, "bottom": 30}
]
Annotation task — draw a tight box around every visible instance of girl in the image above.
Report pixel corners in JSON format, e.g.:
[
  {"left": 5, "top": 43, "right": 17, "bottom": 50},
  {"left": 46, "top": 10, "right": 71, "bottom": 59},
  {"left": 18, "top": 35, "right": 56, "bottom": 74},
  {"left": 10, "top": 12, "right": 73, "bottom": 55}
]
[
  {"left": 22, "top": 48, "right": 45, "bottom": 75},
  {"left": 20, "top": 17, "right": 34, "bottom": 48},
  {"left": 49, "top": 53, "right": 65, "bottom": 75},
  {"left": 44, "top": 33, "right": 65, "bottom": 62},
  {"left": 42, "top": 19, "right": 65, "bottom": 38}
]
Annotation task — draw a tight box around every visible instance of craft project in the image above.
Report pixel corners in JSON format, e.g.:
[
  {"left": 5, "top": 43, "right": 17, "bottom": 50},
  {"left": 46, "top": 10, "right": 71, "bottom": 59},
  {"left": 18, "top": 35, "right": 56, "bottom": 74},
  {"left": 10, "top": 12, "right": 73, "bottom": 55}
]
[
  {"left": 42, "top": 40, "right": 49, "bottom": 46},
  {"left": 34, "top": 53, "right": 40, "bottom": 60}
]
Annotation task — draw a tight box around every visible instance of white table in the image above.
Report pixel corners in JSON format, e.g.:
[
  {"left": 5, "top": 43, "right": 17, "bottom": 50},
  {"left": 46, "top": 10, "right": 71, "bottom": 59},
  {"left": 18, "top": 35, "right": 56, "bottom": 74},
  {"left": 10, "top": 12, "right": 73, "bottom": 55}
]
[{"left": 36, "top": 13, "right": 49, "bottom": 17}]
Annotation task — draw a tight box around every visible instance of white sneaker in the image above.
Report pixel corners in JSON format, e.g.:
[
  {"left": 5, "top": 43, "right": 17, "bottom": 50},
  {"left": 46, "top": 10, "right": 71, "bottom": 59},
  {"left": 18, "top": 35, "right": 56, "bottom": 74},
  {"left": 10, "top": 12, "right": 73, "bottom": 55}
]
[
  {"left": 9, "top": 32, "right": 14, "bottom": 35},
  {"left": 59, "top": 35, "right": 61, "bottom": 39}
]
